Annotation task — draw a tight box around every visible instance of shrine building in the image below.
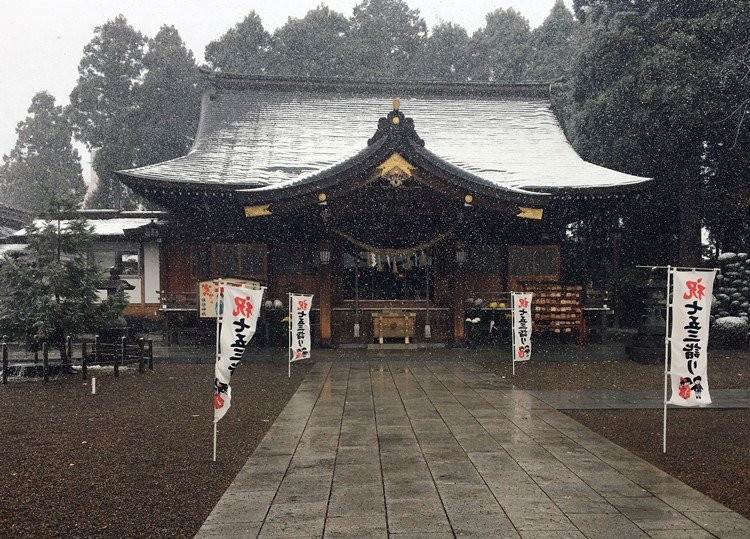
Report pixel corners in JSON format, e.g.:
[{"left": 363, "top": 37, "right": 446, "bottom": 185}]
[{"left": 18, "top": 72, "right": 654, "bottom": 347}]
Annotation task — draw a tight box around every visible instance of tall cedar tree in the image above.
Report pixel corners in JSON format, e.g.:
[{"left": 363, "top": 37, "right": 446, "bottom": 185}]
[
  {"left": 1, "top": 92, "right": 85, "bottom": 212},
  {"left": 468, "top": 8, "right": 532, "bottom": 82},
  {"left": 419, "top": 23, "right": 471, "bottom": 81},
  {"left": 560, "top": 0, "right": 749, "bottom": 263},
  {"left": 205, "top": 12, "right": 271, "bottom": 74},
  {"left": 135, "top": 26, "right": 201, "bottom": 172},
  {"left": 0, "top": 197, "right": 127, "bottom": 364},
  {"left": 269, "top": 6, "right": 352, "bottom": 78},
  {"left": 348, "top": 0, "right": 427, "bottom": 79},
  {"left": 69, "top": 15, "right": 145, "bottom": 210},
  {"left": 700, "top": 1, "right": 750, "bottom": 251},
  {"left": 527, "top": 0, "right": 578, "bottom": 81}
]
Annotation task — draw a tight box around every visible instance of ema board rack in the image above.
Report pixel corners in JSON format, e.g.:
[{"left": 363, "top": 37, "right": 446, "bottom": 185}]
[{"left": 520, "top": 283, "right": 584, "bottom": 340}]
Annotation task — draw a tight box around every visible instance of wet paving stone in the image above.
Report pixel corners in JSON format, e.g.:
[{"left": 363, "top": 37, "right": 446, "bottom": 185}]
[{"left": 196, "top": 360, "right": 748, "bottom": 537}]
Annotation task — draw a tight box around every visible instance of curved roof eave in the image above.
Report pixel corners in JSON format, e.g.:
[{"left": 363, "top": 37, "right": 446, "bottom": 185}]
[{"left": 237, "top": 117, "right": 550, "bottom": 208}]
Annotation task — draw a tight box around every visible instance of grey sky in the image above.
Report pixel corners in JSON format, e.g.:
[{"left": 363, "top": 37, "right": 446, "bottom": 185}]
[{"left": 0, "top": 0, "right": 573, "bottom": 178}]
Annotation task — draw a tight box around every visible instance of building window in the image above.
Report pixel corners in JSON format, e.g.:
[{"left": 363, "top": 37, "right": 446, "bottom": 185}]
[
  {"left": 342, "top": 251, "right": 433, "bottom": 301},
  {"left": 119, "top": 251, "right": 139, "bottom": 276}
]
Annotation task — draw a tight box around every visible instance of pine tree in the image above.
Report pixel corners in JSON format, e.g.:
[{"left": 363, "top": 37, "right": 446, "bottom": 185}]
[
  {"left": 0, "top": 195, "right": 127, "bottom": 366},
  {"left": 1, "top": 92, "right": 85, "bottom": 212}
]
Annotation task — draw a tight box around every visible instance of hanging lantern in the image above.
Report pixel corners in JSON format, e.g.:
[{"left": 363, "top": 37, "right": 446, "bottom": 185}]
[
  {"left": 419, "top": 251, "right": 428, "bottom": 267},
  {"left": 404, "top": 254, "right": 413, "bottom": 270},
  {"left": 368, "top": 252, "right": 377, "bottom": 268}
]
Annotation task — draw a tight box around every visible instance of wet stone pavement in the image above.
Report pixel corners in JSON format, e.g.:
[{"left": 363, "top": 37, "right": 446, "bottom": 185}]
[{"left": 196, "top": 362, "right": 750, "bottom": 538}]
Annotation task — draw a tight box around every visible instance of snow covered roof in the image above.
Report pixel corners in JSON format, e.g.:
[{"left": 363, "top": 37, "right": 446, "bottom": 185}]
[
  {"left": 0, "top": 243, "right": 27, "bottom": 255},
  {"left": 0, "top": 203, "right": 28, "bottom": 239},
  {"left": 118, "top": 73, "right": 650, "bottom": 202},
  {"left": 13, "top": 218, "right": 160, "bottom": 239}
]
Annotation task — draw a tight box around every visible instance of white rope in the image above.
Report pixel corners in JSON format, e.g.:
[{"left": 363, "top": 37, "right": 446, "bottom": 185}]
[{"left": 330, "top": 225, "right": 455, "bottom": 256}]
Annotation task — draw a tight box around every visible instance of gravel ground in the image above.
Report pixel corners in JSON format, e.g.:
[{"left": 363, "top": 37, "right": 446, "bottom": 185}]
[
  {"left": 481, "top": 352, "right": 750, "bottom": 390},
  {"left": 0, "top": 362, "right": 311, "bottom": 538},
  {"left": 566, "top": 408, "right": 750, "bottom": 519}
]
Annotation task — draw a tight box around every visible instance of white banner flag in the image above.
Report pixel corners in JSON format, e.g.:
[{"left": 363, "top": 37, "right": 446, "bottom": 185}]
[
  {"left": 214, "top": 284, "right": 265, "bottom": 422},
  {"left": 668, "top": 270, "right": 716, "bottom": 406},
  {"left": 512, "top": 292, "right": 533, "bottom": 362},
  {"left": 290, "top": 294, "right": 313, "bottom": 362}
]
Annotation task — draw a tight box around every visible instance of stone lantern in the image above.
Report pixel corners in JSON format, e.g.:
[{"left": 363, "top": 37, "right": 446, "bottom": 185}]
[{"left": 626, "top": 269, "right": 667, "bottom": 364}]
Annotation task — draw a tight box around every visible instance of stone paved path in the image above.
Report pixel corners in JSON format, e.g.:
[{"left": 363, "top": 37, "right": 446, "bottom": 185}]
[
  {"left": 527, "top": 388, "right": 750, "bottom": 410},
  {"left": 197, "top": 362, "right": 750, "bottom": 538}
]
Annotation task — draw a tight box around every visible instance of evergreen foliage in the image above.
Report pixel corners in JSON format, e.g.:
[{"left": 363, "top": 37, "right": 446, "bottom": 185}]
[
  {"left": 468, "top": 8, "right": 532, "bottom": 82},
  {"left": 269, "top": 6, "right": 352, "bottom": 78},
  {"left": 348, "top": 0, "right": 427, "bottom": 79},
  {"left": 0, "top": 196, "right": 127, "bottom": 363},
  {"left": 67, "top": 16, "right": 200, "bottom": 210},
  {"left": 135, "top": 26, "right": 201, "bottom": 172},
  {"left": 204, "top": 12, "right": 271, "bottom": 74},
  {"left": 1, "top": 93, "right": 85, "bottom": 212},
  {"left": 419, "top": 23, "right": 471, "bottom": 81},
  {"left": 68, "top": 15, "right": 146, "bottom": 210},
  {"left": 559, "top": 0, "right": 750, "bottom": 262},
  {"left": 15, "top": 0, "right": 742, "bottom": 262}
]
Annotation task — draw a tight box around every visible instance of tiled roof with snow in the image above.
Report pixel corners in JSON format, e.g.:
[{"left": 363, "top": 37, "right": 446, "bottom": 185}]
[
  {"left": 119, "top": 74, "right": 650, "bottom": 196},
  {"left": 13, "top": 218, "right": 158, "bottom": 239}
]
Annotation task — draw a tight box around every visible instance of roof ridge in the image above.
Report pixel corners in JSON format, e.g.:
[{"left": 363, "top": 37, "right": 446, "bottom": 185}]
[{"left": 199, "top": 68, "right": 552, "bottom": 98}]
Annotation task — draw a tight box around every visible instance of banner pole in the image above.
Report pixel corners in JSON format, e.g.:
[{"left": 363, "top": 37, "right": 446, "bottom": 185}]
[
  {"left": 663, "top": 267, "right": 672, "bottom": 454},
  {"left": 213, "top": 280, "right": 222, "bottom": 463},
  {"left": 213, "top": 422, "right": 217, "bottom": 462},
  {"left": 288, "top": 293, "right": 292, "bottom": 378},
  {"left": 511, "top": 292, "right": 516, "bottom": 377}
]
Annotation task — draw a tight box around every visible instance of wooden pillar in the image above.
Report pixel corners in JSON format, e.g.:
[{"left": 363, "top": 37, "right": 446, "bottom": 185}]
[
  {"left": 318, "top": 242, "right": 333, "bottom": 347},
  {"left": 453, "top": 261, "right": 465, "bottom": 344}
]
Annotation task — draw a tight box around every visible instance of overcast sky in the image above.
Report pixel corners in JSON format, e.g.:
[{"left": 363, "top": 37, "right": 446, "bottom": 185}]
[{"left": 0, "top": 0, "right": 573, "bottom": 178}]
